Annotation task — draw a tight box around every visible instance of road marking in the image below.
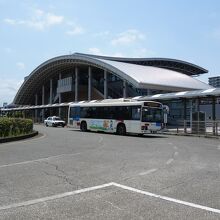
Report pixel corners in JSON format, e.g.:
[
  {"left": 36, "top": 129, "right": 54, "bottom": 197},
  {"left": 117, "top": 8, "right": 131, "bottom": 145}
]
[
  {"left": 166, "top": 158, "right": 174, "bottom": 165},
  {"left": 0, "top": 182, "right": 114, "bottom": 211},
  {"left": 0, "top": 152, "right": 82, "bottom": 169},
  {"left": 98, "top": 136, "right": 103, "bottom": 144},
  {"left": 111, "top": 183, "right": 220, "bottom": 214},
  {"left": 0, "top": 182, "right": 220, "bottom": 214},
  {"left": 139, "top": 168, "right": 158, "bottom": 176},
  {"left": 173, "top": 146, "right": 178, "bottom": 150}
]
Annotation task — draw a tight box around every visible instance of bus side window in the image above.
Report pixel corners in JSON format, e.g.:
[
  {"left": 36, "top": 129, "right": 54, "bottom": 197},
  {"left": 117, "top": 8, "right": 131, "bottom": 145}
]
[
  {"left": 115, "top": 106, "right": 123, "bottom": 120},
  {"left": 80, "top": 107, "right": 88, "bottom": 118},
  {"left": 124, "top": 106, "right": 131, "bottom": 120},
  {"left": 108, "top": 106, "right": 115, "bottom": 119},
  {"left": 132, "top": 106, "right": 141, "bottom": 120},
  {"left": 96, "top": 107, "right": 104, "bottom": 119}
]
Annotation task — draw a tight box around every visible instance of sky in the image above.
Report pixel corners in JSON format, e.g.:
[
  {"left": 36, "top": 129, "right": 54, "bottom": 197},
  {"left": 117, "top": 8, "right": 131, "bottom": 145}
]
[{"left": 1, "top": 0, "right": 220, "bottom": 106}]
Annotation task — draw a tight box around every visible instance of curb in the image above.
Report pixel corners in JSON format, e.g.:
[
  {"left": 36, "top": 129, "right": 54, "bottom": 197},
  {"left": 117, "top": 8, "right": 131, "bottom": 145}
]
[{"left": 0, "top": 131, "right": 39, "bottom": 143}]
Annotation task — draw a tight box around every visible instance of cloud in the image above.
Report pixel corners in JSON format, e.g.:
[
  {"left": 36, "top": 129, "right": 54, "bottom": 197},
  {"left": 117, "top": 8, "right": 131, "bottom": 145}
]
[
  {"left": 88, "top": 47, "right": 105, "bottom": 55},
  {"left": 4, "top": 9, "right": 64, "bottom": 30},
  {"left": 3, "top": 8, "right": 85, "bottom": 35},
  {"left": 4, "top": 18, "right": 16, "bottom": 25},
  {"left": 88, "top": 47, "right": 125, "bottom": 57},
  {"left": 111, "top": 29, "right": 145, "bottom": 46},
  {"left": 16, "top": 62, "right": 25, "bottom": 70},
  {"left": 93, "top": 31, "right": 110, "bottom": 37},
  {"left": 131, "top": 48, "right": 156, "bottom": 57},
  {"left": 0, "top": 79, "right": 23, "bottom": 106},
  {"left": 66, "top": 25, "right": 84, "bottom": 36}
]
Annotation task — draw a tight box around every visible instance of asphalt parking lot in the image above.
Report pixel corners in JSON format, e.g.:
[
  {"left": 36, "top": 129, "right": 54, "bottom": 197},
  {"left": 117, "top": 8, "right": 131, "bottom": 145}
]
[{"left": 0, "top": 124, "right": 220, "bottom": 219}]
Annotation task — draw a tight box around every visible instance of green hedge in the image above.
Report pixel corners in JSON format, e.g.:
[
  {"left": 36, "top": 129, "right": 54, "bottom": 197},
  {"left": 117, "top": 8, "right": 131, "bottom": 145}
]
[{"left": 0, "top": 118, "right": 33, "bottom": 138}]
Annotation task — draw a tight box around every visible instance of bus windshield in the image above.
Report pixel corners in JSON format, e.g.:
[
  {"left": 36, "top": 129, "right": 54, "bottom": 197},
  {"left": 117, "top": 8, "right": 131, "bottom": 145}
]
[{"left": 142, "top": 107, "right": 163, "bottom": 123}]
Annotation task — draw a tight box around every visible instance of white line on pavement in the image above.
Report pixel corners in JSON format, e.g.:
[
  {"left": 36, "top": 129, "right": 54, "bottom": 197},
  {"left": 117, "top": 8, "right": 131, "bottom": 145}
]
[
  {"left": 0, "top": 182, "right": 220, "bottom": 214},
  {"left": 0, "top": 152, "right": 82, "bottom": 169},
  {"left": 98, "top": 136, "right": 103, "bottom": 144},
  {"left": 174, "top": 151, "right": 179, "bottom": 156},
  {"left": 0, "top": 182, "right": 114, "bottom": 211},
  {"left": 139, "top": 168, "right": 158, "bottom": 176},
  {"left": 111, "top": 182, "right": 220, "bottom": 214},
  {"left": 166, "top": 158, "right": 174, "bottom": 165}
]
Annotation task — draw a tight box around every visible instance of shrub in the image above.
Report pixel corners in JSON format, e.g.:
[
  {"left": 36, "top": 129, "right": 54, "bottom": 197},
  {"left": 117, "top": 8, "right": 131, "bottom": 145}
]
[{"left": 0, "top": 117, "right": 33, "bottom": 138}]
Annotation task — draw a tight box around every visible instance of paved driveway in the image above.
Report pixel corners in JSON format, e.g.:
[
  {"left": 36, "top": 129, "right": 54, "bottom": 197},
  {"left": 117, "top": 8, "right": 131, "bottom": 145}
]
[{"left": 0, "top": 125, "right": 220, "bottom": 219}]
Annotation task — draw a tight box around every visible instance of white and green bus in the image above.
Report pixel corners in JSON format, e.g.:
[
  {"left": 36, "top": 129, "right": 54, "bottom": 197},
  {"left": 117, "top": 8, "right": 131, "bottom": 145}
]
[{"left": 68, "top": 99, "right": 163, "bottom": 135}]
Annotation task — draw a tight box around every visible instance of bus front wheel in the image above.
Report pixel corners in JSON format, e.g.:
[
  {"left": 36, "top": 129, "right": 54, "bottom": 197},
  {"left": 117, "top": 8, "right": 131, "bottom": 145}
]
[
  {"left": 117, "top": 124, "right": 126, "bottom": 136},
  {"left": 80, "top": 121, "right": 87, "bottom": 132}
]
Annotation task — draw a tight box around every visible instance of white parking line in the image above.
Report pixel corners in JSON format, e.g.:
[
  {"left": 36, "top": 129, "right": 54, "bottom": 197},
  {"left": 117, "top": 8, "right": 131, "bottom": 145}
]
[
  {"left": 139, "top": 168, "right": 157, "bottom": 176},
  {"left": 0, "top": 182, "right": 114, "bottom": 211},
  {"left": 166, "top": 158, "right": 174, "bottom": 165},
  {"left": 174, "top": 151, "right": 179, "bottom": 156},
  {"left": 0, "top": 152, "right": 82, "bottom": 169},
  {"left": 0, "top": 182, "right": 220, "bottom": 214},
  {"left": 98, "top": 136, "right": 103, "bottom": 144},
  {"left": 112, "top": 183, "right": 220, "bottom": 214},
  {"left": 173, "top": 146, "right": 178, "bottom": 150}
]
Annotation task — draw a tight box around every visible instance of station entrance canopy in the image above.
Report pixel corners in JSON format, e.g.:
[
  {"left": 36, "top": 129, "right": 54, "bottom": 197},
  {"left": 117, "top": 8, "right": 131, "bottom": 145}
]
[{"left": 2, "top": 88, "right": 220, "bottom": 112}]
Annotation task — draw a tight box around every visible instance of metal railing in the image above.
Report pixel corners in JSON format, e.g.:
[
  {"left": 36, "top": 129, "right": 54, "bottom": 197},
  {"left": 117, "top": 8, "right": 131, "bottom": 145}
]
[{"left": 164, "top": 120, "right": 220, "bottom": 136}]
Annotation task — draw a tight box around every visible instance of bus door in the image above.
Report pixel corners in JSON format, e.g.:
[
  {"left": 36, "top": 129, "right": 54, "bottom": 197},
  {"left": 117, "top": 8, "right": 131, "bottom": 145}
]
[
  {"left": 70, "top": 106, "right": 80, "bottom": 128},
  {"left": 130, "top": 106, "right": 142, "bottom": 133}
]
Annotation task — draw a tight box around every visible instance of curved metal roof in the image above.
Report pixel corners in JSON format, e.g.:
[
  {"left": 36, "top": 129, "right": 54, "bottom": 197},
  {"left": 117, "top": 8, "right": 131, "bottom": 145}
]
[
  {"left": 13, "top": 53, "right": 211, "bottom": 105},
  {"left": 97, "top": 58, "right": 211, "bottom": 90},
  {"left": 75, "top": 53, "right": 208, "bottom": 76}
]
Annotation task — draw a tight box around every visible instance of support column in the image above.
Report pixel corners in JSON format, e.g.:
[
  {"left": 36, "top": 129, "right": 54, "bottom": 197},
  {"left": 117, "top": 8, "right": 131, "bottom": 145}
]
[
  {"left": 35, "top": 94, "right": 38, "bottom": 123},
  {"left": 75, "top": 67, "right": 78, "bottom": 102},
  {"left": 212, "top": 97, "right": 216, "bottom": 135},
  {"left": 42, "top": 85, "right": 45, "bottom": 105},
  {"left": 196, "top": 98, "right": 200, "bottom": 112},
  {"left": 123, "top": 80, "right": 127, "bottom": 98},
  {"left": 88, "top": 66, "right": 92, "bottom": 101},
  {"left": 104, "top": 70, "right": 107, "bottom": 99},
  {"left": 50, "top": 79, "right": 53, "bottom": 104},
  {"left": 212, "top": 97, "right": 216, "bottom": 121},
  {"left": 59, "top": 73, "right": 62, "bottom": 117},
  {"left": 190, "top": 99, "right": 193, "bottom": 130},
  {"left": 42, "top": 85, "right": 45, "bottom": 122},
  {"left": 183, "top": 99, "right": 187, "bottom": 133}
]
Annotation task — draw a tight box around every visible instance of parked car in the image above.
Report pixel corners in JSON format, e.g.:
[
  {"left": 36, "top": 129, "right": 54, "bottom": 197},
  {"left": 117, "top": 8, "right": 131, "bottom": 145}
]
[{"left": 44, "top": 116, "right": 66, "bottom": 127}]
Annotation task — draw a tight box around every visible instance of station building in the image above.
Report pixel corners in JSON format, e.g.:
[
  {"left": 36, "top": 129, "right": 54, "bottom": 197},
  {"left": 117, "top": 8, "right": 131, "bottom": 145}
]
[
  {"left": 3, "top": 53, "right": 220, "bottom": 126},
  {"left": 14, "top": 53, "right": 210, "bottom": 106}
]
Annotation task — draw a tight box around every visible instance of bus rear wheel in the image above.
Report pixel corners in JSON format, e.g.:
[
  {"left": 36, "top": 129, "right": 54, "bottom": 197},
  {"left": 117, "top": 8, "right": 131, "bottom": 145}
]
[
  {"left": 80, "top": 121, "right": 87, "bottom": 132},
  {"left": 117, "top": 124, "right": 126, "bottom": 135}
]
